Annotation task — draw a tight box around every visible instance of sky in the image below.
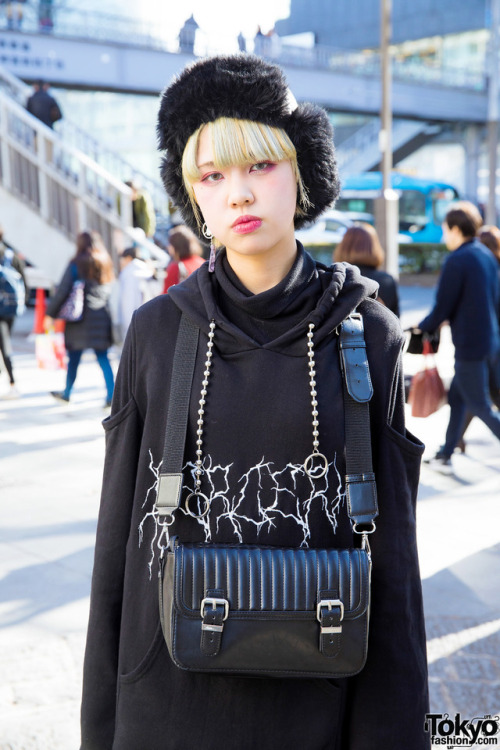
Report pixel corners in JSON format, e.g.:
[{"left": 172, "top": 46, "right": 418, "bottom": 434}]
[{"left": 92, "top": 0, "right": 292, "bottom": 49}]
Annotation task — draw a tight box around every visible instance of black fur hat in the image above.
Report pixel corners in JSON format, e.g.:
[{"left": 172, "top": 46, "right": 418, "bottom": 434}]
[{"left": 157, "top": 54, "right": 339, "bottom": 231}]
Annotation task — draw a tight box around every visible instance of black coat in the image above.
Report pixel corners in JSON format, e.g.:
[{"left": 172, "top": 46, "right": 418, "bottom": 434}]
[
  {"left": 356, "top": 264, "right": 400, "bottom": 317},
  {"left": 26, "top": 88, "right": 62, "bottom": 129},
  {"left": 419, "top": 239, "right": 500, "bottom": 360},
  {"left": 46, "top": 263, "right": 112, "bottom": 351},
  {"left": 81, "top": 250, "right": 429, "bottom": 749}
]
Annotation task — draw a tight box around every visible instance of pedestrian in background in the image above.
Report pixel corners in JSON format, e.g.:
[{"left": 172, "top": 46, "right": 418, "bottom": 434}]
[
  {"left": 163, "top": 224, "right": 205, "bottom": 293},
  {"left": 475, "top": 224, "right": 500, "bottom": 404},
  {"left": 0, "top": 248, "right": 19, "bottom": 397},
  {"left": 253, "top": 25, "right": 265, "bottom": 55},
  {"left": 38, "top": 0, "right": 54, "bottom": 32},
  {"left": 237, "top": 31, "right": 246, "bottom": 52},
  {"left": 455, "top": 223, "right": 500, "bottom": 452},
  {"left": 26, "top": 80, "right": 63, "bottom": 129},
  {"left": 478, "top": 224, "right": 500, "bottom": 280},
  {"left": 178, "top": 14, "right": 198, "bottom": 54},
  {"left": 419, "top": 202, "right": 500, "bottom": 470},
  {"left": 124, "top": 180, "right": 156, "bottom": 239},
  {"left": 117, "top": 246, "right": 155, "bottom": 341},
  {"left": 44, "top": 231, "right": 115, "bottom": 407},
  {"left": 5, "top": 0, "right": 26, "bottom": 29},
  {"left": 334, "top": 224, "right": 400, "bottom": 317},
  {"left": 0, "top": 227, "right": 26, "bottom": 399},
  {"left": 0, "top": 308, "right": 18, "bottom": 399},
  {"left": 0, "top": 225, "right": 27, "bottom": 292}
]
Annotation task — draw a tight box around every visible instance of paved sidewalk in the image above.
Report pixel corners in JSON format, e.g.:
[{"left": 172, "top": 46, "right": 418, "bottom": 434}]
[{"left": 0, "top": 291, "right": 499, "bottom": 748}]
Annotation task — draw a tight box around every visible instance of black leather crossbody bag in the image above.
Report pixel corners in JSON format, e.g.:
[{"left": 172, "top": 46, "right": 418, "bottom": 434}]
[{"left": 155, "top": 312, "right": 378, "bottom": 678}]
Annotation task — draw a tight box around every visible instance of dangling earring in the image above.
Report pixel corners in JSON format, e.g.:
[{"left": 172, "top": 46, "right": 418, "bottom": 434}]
[{"left": 202, "top": 223, "right": 216, "bottom": 273}]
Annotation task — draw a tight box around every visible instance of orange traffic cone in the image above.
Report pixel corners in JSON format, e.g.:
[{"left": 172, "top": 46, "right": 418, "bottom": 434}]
[{"left": 33, "top": 288, "right": 46, "bottom": 334}]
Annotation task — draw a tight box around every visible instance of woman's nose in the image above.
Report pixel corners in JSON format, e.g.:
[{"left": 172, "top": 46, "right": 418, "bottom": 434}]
[{"left": 228, "top": 173, "right": 254, "bottom": 207}]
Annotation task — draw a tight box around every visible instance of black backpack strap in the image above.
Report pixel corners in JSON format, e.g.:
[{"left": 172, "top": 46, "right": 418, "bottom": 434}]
[
  {"left": 156, "top": 313, "right": 199, "bottom": 521},
  {"left": 339, "top": 313, "right": 378, "bottom": 532}
]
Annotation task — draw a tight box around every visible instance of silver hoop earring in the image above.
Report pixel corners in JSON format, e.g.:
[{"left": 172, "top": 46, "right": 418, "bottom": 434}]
[{"left": 202, "top": 223, "right": 213, "bottom": 240}]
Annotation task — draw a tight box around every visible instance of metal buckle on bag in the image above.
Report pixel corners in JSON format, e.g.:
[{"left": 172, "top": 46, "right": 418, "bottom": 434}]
[
  {"left": 316, "top": 599, "right": 344, "bottom": 634},
  {"left": 201, "top": 597, "right": 229, "bottom": 622}
]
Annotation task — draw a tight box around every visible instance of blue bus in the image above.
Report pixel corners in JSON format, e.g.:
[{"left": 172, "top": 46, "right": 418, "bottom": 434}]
[{"left": 336, "top": 172, "right": 459, "bottom": 243}]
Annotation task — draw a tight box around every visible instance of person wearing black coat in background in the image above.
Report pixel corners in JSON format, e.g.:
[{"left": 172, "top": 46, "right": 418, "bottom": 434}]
[
  {"left": 44, "top": 231, "right": 115, "bottom": 407},
  {"left": 419, "top": 203, "right": 500, "bottom": 469},
  {"left": 26, "top": 80, "right": 62, "bottom": 129},
  {"left": 334, "top": 224, "right": 400, "bottom": 317}
]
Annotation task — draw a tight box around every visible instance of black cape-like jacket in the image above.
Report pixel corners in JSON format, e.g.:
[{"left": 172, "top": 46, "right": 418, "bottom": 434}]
[{"left": 80, "top": 247, "right": 430, "bottom": 750}]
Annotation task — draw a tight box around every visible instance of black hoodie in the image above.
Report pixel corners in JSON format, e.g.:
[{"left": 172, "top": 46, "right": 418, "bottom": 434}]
[{"left": 81, "top": 246, "right": 429, "bottom": 750}]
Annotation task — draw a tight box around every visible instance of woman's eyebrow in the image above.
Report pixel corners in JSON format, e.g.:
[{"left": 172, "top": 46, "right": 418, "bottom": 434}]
[{"left": 197, "top": 161, "right": 216, "bottom": 170}]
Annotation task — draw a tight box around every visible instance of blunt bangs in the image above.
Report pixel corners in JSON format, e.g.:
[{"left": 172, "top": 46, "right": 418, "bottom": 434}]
[{"left": 182, "top": 117, "right": 310, "bottom": 230}]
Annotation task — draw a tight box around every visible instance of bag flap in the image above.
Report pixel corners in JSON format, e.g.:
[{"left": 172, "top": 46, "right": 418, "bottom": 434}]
[{"left": 173, "top": 544, "right": 370, "bottom": 621}]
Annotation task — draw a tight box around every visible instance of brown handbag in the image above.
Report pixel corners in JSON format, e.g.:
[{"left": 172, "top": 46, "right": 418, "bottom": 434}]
[{"left": 408, "top": 340, "right": 446, "bottom": 417}]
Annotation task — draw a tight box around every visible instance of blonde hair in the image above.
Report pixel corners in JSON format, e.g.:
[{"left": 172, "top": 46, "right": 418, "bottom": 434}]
[{"left": 181, "top": 117, "right": 311, "bottom": 231}]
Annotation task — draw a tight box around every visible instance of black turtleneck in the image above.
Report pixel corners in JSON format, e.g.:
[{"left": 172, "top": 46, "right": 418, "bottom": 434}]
[{"left": 214, "top": 244, "right": 324, "bottom": 344}]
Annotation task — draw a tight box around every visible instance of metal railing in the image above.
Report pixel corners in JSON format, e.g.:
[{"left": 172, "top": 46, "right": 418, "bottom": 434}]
[
  {"left": 0, "top": 87, "right": 134, "bottom": 261},
  {"left": 0, "top": 64, "right": 169, "bottom": 216},
  {"left": 0, "top": 5, "right": 487, "bottom": 92},
  {"left": 336, "top": 119, "right": 382, "bottom": 173},
  {"left": 0, "top": 3, "right": 179, "bottom": 52}
]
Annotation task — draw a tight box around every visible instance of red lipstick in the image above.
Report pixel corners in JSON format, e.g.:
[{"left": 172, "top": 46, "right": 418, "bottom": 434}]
[{"left": 231, "top": 215, "right": 262, "bottom": 234}]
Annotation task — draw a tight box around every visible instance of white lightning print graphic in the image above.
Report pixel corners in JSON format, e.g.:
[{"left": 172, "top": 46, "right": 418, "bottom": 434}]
[{"left": 139, "top": 452, "right": 345, "bottom": 578}]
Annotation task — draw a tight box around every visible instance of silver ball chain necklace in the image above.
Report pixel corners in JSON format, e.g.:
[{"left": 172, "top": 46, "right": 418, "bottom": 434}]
[{"left": 184, "top": 320, "right": 329, "bottom": 519}]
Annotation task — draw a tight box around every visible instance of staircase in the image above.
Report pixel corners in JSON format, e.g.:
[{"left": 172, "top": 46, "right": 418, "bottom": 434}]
[
  {"left": 0, "top": 65, "right": 168, "bottom": 283},
  {"left": 336, "top": 118, "right": 436, "bottom": 176}
]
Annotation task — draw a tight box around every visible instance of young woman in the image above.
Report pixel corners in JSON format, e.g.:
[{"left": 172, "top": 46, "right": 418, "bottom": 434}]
[
  {"left": 163, "top": 224, "right": 205, "bottom": 293},
  {"left": 80, "top": 55, "right": 429, "bottom": 749},
  {"left": 334, "top": 224, "right": 400, "bottom": 317},
  {"left": 44, "top": 231, "right": 115, "bottom": 407}
]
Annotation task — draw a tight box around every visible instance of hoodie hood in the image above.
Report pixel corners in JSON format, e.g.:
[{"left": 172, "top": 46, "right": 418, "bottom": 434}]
[{"left": 167, "top": 243, "right": 378, "bottom": 355}]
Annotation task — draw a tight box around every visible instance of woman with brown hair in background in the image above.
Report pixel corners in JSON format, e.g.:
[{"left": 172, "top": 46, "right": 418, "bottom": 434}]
[
  {"left": 44, "top": 231, "right": 115, "bottom": 407},
  {"left": 458, "top": 224, "right": 500, "bottom": 446},
  {"left": 334, "top": 223, "right": 400, "bottom": 317},
  {"left": 163, "top": 224, "right": 205, "bottom": 293},
  {"left": 478, "top": 225, "right": 500, "bottom": 274}
]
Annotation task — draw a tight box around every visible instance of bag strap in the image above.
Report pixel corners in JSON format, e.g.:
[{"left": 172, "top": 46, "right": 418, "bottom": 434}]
[
  {"left": 338, "top": 312, "right": 378, "bottom": 532},
  {"left": 156, "top": 314, "right": 199, "bottom": 520},
  {"left": 156, "top": 311, "right": 378, "bottom": 532}
]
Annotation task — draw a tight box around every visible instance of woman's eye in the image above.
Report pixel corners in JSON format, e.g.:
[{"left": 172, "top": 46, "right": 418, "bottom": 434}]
[
  {"left": 250, "top": 162, "right": 274, "bottom": 172},
  {"left": 201, "top": 172, "right": 223, "bottom": 183}
]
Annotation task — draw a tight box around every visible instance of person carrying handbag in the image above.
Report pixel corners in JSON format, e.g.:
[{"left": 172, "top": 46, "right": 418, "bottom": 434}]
[
  {"left": 418, "top": 203, "right": 500, "bottom": 471},
  {"left": 44, "top": 231, "right": 115, "bottom": 407},
  {"left": 80, "top": 55, "right": 429, "bottom": 750}
]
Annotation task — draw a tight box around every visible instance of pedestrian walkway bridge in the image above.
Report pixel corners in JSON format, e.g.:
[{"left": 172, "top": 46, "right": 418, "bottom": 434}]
[
  {"left": 0, "top": 7, "right": 492, "bottom": 281},
  {"left": 0, "top": 8, "right": 489, "bottom": 124}
]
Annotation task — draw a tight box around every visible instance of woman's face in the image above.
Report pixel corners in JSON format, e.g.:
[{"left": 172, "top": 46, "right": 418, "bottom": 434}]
[{"left": 192, "top": 125, "right": 298, "bottom": 262}]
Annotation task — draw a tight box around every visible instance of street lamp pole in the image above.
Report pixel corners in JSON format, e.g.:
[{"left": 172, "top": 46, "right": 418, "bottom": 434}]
[
  {"left": 380, "top": 0, "right": 392, "bottom": 196},
  {"left": 487, "top": 0, "right": 500, "bottom": 225},
  {"left": 375, "top": 0, "right": 399, "bottom": 277}
]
